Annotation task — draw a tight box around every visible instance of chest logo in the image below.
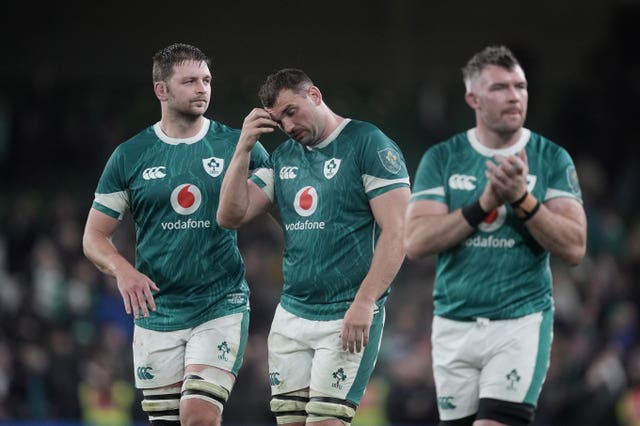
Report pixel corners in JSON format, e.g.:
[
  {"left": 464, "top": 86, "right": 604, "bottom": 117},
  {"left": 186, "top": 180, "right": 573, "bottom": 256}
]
[
  {"left": 142, "top": 166, "right": 167, "bottom": 180},
  {"left": 203, "top": 157, "right": 224, "bottom": 178},
  {"left": 293, "top": 186, "right": 318, "bottom": 217},
  {"left": 170, "top": 184, "right": 202, "bottom": 215},
  {"left": 449, "top": 174, "right": 476, "bottom": 190},
  {"left": 323, "top": 158, "right": 342, "bottom": 180},
  {"left": 279, "top": 166, "right": 299, "bottom": 180}
]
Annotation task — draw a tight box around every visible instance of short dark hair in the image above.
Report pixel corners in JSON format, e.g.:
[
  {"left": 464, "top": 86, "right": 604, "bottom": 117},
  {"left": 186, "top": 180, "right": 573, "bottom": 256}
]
[
  {"left": 462, "top": 45, "right": 521, "bottom": 91},
  {"left": 258, "top": 68, "right": 314, "bottom": 108},
  {"left": 152, "top": 43, "right": 210, "bottom": 83}
]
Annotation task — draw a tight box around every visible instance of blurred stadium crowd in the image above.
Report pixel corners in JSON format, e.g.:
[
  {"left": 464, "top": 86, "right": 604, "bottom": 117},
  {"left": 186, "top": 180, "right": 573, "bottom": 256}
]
[{"left": 1, "top": 19, "right": 640, "bottom": 426}]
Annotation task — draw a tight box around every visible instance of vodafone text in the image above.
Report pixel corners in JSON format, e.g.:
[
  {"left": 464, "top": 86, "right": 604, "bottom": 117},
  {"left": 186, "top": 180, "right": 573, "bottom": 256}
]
[
  {"left": 161, "top": 219, "right": 212, "bottom": 230},
  {"left": 464, "top": 235, "right": 516, "bottom": 248},
  {"left": 284, "top": 220, "right": 326, "bottom": 231}
]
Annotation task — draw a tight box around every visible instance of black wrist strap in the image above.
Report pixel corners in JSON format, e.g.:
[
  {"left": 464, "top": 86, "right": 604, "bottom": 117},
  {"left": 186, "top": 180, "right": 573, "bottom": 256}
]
[
  {"left": 511, "top": 192, "right": 541, "bottom": 221},
  {"left": 461, "top": 200, "right": 489, "bottom": 228},
  {"left": 522, "top": 200, "right": 541, "bottom": 222},
  {"left": 511, "top": 191, "right": 528, "bottom": 208}
]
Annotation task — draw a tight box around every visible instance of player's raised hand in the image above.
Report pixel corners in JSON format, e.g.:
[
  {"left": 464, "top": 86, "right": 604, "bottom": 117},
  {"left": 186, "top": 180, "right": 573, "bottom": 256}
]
[
  {"left": 238, "top": 108, "right": 277, "bottom": 150},
  {"left": 486, "top": 151, "right": 528, "bottom": 203},
  {"left": 115, "top": 267, "right": 159, "bottom": 319}
]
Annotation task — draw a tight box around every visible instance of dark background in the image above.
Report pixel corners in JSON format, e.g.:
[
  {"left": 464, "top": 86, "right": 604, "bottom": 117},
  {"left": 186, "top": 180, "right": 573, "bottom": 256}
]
[{"left": 1, "top": 1, "right": 639, "bottom": 425}]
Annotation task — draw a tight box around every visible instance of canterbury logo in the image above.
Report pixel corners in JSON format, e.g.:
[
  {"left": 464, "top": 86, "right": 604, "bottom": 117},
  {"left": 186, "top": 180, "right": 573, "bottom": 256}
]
[
  {"left": 137, "top": 366, "right": 154, "bottom": 380},
  {"left": 448, "top": 174, "right": 476, "bottom": 190},
  {"left": 143, "top": 166, "right": 167, "bottom": 180},
  {"left": 279, "top": 166, "right": 299, "bottom": 180}
]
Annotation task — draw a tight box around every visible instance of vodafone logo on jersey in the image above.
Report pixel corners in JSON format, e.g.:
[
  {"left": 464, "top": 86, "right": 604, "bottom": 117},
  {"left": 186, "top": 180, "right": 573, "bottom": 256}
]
[
  {"left": 478, "top": 205, "right": 507, "bottom": 232},
  {"left": 170, "top": 184, "right": 202, "bottom": 215},
  {"left": 293, "top": 186, "right": 318, "bottom": 217}
]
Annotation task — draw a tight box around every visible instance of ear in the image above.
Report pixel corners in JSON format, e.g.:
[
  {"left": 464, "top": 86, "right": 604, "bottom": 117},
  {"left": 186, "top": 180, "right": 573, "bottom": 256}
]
[
  {"left": 308, "top": 85, "right": 323, "bottom": 105},
  {"left": 464, "top": 91, "right": 478, "bottom": 109},
  {"left": 154, "top": 81, "right": 168, "bottom": 101}
]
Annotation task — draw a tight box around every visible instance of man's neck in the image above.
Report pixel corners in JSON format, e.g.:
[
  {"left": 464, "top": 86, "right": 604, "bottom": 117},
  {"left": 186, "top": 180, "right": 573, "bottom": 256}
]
[
  {"left": 321, "top": 112, "right": 344, "bottom": 140},
  {"left": 159, "top": 115, "right": 206, "bottom": 139},
  {"left": 474, "top": 125, "right": 523, "bottom": 149}
]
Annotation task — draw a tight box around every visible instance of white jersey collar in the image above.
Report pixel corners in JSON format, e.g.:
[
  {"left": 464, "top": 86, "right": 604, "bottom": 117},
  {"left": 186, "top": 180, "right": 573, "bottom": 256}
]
[
  {"left": 467, "top": 127, "right": 530, "bottom": 157},
  {"left": 307, "top": 118, "right": 351, "bottom": 150},
  {"left": 153, "top": 119, "right": 210, "bottom": 145}
]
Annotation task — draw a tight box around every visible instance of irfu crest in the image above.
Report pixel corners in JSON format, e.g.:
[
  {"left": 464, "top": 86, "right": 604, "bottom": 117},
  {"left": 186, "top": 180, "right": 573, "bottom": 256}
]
[
  {"left": 203, "top": 156, "right": 224, "bottom": 177},
  {"left": 323, "top": 158, "right": 342, "bottom": 179}
]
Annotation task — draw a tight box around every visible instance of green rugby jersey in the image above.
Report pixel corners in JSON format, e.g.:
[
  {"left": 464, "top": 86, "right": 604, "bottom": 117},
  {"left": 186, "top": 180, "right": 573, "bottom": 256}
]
[
  {"left": 92, "top": 119, "right": 269, "bottom": 331},
  {"left": 410, "top": 128, "right": 582, "bottom": 320},
  {"left": 251, "top": 119, "right": 410, "bottom": 320}
]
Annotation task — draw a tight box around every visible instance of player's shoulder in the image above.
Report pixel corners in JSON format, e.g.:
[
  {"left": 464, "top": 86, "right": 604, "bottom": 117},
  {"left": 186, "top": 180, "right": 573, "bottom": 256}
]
[
  {"left": 271, "top": 138, "right": 299, "bottom": 156},
  {"left": 342, "top": 119, "right": 387, "bottom": 140},
  {"left": 527, "top": 130, "right": 557, "bottom": 147},
  {"left": 115, "top": 124, "right": 157, "bottom": 155},
  {"left": 207, "top": 119, "right": 241, "bottom": 137},
  {"left": 428, "top": 130, "right": 470, "bottom": 154},
  {"left": 205, "top": 119, "right": 243, "bottom": 147},
  {"left": 340, "top": 119, "right": 402, "bottom": 158},
  {"left": 525, "top": 130, "right": 569, "bottom": 157}
]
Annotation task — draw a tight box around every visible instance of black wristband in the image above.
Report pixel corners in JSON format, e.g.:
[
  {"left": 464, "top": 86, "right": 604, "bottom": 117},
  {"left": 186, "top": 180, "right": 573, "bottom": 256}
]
[
  {"left": 461, "top": 200, "right": 489, "bottom": 228},
  {"left": 522, "top": 200, "right": 541, "bottom": 222},
  {"left": 510, "top": 191, "right": 528, "bottom": 208}
]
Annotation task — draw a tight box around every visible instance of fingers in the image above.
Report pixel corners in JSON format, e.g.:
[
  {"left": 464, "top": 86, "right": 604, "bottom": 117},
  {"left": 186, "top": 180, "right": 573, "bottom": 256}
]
[
  {"left": 144, "top": 285, "right": 157, "bottom": 312},
  {"left": 118, "top": 277, "right": 158, "bottom": 319},
  {"left": 486, "top": 154, "right": 528, "bottom": 202},
  {"left": 362, "top": 329, "right": 370, "bottom": 348},
  {"left": 122, "top": 291, "right": 132, "bottom": 316},
  {"left": 493, "top": 155, "right": 524, "bottom": 178},
  {"left": 340, "top": 302, "right": 373, "bottom": 353},
  {"left": 239, "top": 109, "right": 277, "bottom": 148},
  {"left": 519, "top": 149, "right": 528, "bottom": 166},
  {"left": 340, "top": 325, "right": 370, "bottom": 354},
  {"left": 485, "top": 159, "right": 508, "bottom": 187},
  {"left": 244, "top": 108, "right": 277, "bottom": 133},
  {"left": 135, "top": 291, "right": 150, "bottom": 319}
]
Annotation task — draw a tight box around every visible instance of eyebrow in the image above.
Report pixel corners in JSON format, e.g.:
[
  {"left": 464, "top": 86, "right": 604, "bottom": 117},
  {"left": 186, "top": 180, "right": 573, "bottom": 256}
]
[{"left": 271, "top": 104, "right": 294, "bottom": 122}]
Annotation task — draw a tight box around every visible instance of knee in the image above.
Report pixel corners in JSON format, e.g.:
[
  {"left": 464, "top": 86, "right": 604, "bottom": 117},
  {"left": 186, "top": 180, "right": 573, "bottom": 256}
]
[
  {"left": 476, "top": 398, "right": 535, "bottom": 426},
  {"left": 179, "top": 373, "right": 230, "bottom": 426},
  {"left": 270, "top": 389, "right": 358, "bottom": 426},
  {"left": 270, "top": 390, "right": 309, "bottom": 425},
  {"left": 141, "top": 386, "right": 181, "bottom": 424},
  {"left": 180, "top": 397, "right": 222, "bottom": 426},
  {"left": 306, "top": 394, "right": 357, "bottom": 426}
]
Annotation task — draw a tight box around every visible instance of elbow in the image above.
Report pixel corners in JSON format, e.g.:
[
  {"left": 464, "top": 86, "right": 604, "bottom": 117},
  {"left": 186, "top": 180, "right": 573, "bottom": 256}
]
[
  {"left": 559, "top": 219, "right": 588, "bottom": 266},
  {"left": 81, "top": 231, "right": 93, "bottom": 260},
  {"left": 216, "top": 211, "right": 241, "bottom": 229},
  {"left": 561, "top": 243, "right": 587, "bottom": 267},
  {"left": 403, "top": 237, "right": 430, "bottom": 261}
]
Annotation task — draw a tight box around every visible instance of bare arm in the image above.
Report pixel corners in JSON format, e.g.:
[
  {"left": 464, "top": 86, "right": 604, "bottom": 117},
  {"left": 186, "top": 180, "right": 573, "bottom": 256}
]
[
  {"left": 521, "top": 197, "right": 586, "bottom": 265},
  {"left": 217, "top": 108, "right": 276, "bottom": 228},
  {"left": 341, "top": 186, "right": 410, "bottom": 353},
  {"left": 487, "top": 151, "right": 587, "bottom": 265},
  {"left": 82, "top": 209, "right": 159, "bottom": 319},
  {"left": 404, "top": 200, "right": 472, "bottom": 259},
  {"left": 404, "top": 177, "right": 502, "bottom": 260}
]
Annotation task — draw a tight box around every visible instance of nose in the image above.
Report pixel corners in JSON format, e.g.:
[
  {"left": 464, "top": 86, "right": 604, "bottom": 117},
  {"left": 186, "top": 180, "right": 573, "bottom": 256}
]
[
  {"left": 196, "top": 79, "right": 209, "bottom": 93},
  {"left": 281, "top": 117, "right": 294, "bottom": 134},
  {"left": 508, "top": 85, "right": 525, "bottom": 101}
]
